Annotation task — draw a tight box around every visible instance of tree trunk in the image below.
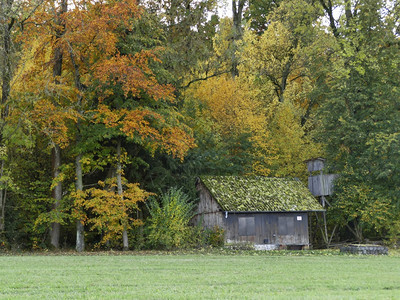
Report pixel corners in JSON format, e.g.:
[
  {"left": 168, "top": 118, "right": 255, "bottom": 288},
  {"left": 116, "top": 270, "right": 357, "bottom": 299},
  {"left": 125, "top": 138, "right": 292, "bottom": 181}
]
[
  {"left": 232, "top": 0, "right": 245, "bottom": 39},
  {"left": 116, "top": 139, "right": 129, "bottom": 250},
  {"left": 50, "top": 145, "right": 62, "bottom": 248},
  {"left": 49, "top": 0, "right": 68, "bottom": 249},
  {"left": 1, "top": 0, "right": 13, "bottom": 122},
  {"left": 68, "top": 33, "right": 85, "bottom": 252},
  {"left": 0, "top": 160, "right": 6, "bottom": 232},
  {"left": 75, "top": 154, "right": 84, "bottom": 252},
  {"left": 0, "top": 0, "right": 15, "bottom": 235},
  {"left": 344, "top": 0, "right": 353, "bottom": 27},
  {"left": 319, "top": 0, "right": 339, "bottom": 38},
  {"left": 231, "top": 0, "right": 246, "bottom": 77},
  {"left": 122, "top": 230, "right": 129, "bottom": 250}
]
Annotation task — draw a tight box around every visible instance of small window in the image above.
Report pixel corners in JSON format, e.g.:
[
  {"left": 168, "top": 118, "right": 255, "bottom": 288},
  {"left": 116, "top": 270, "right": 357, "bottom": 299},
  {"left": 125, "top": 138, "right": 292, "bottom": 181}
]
[
  {"left": 278, "top": 216, "right": 295, "bottom": 235},
  {"left": 238, "top": 217, "right": 255, "bottom": 236}
]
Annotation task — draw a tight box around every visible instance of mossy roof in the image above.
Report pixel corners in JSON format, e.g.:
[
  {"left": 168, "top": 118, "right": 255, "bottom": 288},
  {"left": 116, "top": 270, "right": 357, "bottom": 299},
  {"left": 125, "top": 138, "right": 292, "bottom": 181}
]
[{"left": 199, "top": 176, "right": 324, "bottom": 212}]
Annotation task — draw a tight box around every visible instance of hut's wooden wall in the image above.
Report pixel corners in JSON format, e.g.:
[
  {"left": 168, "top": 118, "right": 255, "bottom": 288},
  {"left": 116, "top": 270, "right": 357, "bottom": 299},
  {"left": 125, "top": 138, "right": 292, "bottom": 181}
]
[
  {"left": 193, "top": 182, "right": 224, "bottom": 229},
  {"left": 224, "top": 212, "right": 309, "bottom": 246}
]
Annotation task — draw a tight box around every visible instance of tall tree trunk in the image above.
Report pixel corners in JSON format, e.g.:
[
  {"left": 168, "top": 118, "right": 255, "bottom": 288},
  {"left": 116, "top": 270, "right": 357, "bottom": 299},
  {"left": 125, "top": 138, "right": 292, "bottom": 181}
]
[
  {"left": 0, "top": 161, "right": 6, "bottom": 232},
  {"left": 1, "top": 0, "right": 13, "bottom": 122},
  {"left": 344, "top": 0, "right": 353, "bottom": 27},
  {"left": 75, "top": 154, "right": 84, "bottom": 252},
  {"left": 231, "top": 0, "right": 246, "bottom": 77},
  {"left": 49, "top": 0, "right": 68, "bottom": 249},
  {"left": 50, "top": 144, "right": 62, "bottom": 248},
  {"left": 68, "top": 37, "right": 85, "bottom": 252},
  {"left": 0, "top": 0, "right": 15, "bottom": 235},
  {"left": 116, "top": 139, "right": 129, "bottom": 250}
]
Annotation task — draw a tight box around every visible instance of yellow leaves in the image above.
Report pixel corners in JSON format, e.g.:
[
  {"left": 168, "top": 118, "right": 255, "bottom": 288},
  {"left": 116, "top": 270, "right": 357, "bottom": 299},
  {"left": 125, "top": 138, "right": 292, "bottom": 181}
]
[
  {"left": 50, "top": 171, "right": 65, "bottom": 191},
  {"left": 72, "top": 177, "right": 153, "bottom": 245},
  {"left": 30, "top": 99, "right": 78, "bottom": 148},
  {"left": 187, "top": 75, "right": 274, "bottom": 175},
  {"left": 190, "top": 75, "right": 264, "bottom": 137},
  {"left": 213, "top": 18, "right": 234, "bottom": 58},
  {"left": 267, "top": 101, "right": 321, "bottom": 178},
  {"left": 186, "top": 72, "right": 322, "bottom": 178},
  {"left": 240, "top": 21, "right": 298, "bottom": 87}
]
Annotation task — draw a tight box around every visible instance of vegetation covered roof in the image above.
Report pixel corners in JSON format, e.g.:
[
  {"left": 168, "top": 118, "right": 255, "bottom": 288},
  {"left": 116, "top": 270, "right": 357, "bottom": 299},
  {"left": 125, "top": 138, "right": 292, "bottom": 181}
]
[{"left": 199, "top": 176, "right": 324, "bottom": 212}]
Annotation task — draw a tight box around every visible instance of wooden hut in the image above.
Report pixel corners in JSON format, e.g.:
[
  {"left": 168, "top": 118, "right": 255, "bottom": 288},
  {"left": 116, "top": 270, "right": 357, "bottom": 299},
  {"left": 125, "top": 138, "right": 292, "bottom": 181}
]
[{"left": 194, "top": 176, "right": 324, "bottom": 249}]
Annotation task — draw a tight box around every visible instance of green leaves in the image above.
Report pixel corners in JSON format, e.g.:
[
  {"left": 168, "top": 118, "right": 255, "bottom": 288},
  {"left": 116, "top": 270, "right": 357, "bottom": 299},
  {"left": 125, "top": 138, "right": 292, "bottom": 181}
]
[
  {"left": 146, "top": 187, "right": 195, "bottom": 249},
  {"left": 316, "top": 0, "right": 400, "bottom": 241}
]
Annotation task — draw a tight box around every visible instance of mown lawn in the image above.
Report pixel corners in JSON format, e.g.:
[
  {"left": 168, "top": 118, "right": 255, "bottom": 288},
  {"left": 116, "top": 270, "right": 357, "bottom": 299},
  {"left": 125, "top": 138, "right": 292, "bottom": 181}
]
[{"left": 0, "top": 251, "right": 399, "bottom": 299}]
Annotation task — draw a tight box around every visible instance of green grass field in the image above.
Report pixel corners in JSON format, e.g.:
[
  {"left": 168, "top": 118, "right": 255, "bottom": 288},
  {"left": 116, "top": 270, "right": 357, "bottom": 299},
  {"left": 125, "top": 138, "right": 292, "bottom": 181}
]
[{"left": 0, "top": 251, "right": 399, "bottom": 299}]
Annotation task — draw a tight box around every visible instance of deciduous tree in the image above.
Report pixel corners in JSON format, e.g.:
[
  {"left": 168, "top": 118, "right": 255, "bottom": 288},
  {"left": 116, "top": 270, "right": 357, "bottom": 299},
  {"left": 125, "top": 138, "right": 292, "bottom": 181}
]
[
  {"left": 17, "top": 0, "right": 195, "bottom": 249},
  {"left": 316, "top": 0, "right": 400, "bottom": 241}
]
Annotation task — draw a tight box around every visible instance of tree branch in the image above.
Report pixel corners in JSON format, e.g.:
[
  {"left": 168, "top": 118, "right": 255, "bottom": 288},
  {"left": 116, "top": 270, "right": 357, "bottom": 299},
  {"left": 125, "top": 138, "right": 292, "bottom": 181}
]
[
  {"left": 319, "top": 0, "right": 339, "bottom": 38},
  {"left": 179, "top": 70, "right": 230, "bottom": 89}
]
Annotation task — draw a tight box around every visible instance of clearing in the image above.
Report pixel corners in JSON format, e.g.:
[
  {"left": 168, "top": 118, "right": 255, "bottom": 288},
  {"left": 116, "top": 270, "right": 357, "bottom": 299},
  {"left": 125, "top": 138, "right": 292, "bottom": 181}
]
[{"left": 0, "top": 251, "right": 399, "bottom": 299}]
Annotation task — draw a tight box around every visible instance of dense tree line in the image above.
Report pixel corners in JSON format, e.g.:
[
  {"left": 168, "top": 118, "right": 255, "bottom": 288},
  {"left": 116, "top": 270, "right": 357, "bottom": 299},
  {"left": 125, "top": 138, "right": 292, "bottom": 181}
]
[{"left": 0, "top": 0, "right": 398, "bottom": 250}]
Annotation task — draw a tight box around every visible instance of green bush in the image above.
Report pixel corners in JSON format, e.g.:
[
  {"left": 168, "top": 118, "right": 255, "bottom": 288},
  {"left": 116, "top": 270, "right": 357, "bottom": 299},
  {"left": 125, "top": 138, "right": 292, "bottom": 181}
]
[
  {"left": 204, "top": 226, "right": 225, "bottom": 247},
  {"left": 145, "top": 187, "right": 195, "bottom": 250}
]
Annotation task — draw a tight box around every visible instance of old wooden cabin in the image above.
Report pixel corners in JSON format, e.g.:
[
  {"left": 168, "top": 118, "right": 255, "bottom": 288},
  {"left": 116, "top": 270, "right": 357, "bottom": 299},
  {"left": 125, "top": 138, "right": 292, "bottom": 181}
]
[{"left": 194, "top": 176, "right": 324, "bottom": 249}]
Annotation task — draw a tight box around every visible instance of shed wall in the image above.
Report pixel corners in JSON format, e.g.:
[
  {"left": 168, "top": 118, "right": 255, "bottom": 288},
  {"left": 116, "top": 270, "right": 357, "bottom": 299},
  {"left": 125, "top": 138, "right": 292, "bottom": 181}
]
[
  {"left": 224, "top": 212, "right": 309, "bottom": 246},
  {"left": 193, "top": 182, "right": 224, "bottom": 229}
]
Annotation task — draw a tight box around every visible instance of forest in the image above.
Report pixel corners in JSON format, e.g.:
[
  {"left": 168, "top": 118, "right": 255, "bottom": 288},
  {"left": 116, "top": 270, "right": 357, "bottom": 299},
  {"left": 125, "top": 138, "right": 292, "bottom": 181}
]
[{"left": 0, "top": 0, "right": 398, "bottom": 251}]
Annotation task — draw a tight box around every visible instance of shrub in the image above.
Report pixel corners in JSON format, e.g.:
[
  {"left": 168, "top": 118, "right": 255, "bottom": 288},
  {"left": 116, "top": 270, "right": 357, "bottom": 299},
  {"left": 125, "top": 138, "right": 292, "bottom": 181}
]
[
  {"left": 205, "top": 226, "right": 225, "bottom": 247},
  {"left": 146, "top": 187, "right": 195, "bottom": 250}
]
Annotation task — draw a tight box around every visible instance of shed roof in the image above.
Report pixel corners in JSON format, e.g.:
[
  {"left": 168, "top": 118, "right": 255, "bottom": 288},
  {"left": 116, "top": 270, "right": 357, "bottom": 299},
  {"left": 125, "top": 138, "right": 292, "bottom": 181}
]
[{"left": 199, "top": 176, "right": 324, "bottom": 212}]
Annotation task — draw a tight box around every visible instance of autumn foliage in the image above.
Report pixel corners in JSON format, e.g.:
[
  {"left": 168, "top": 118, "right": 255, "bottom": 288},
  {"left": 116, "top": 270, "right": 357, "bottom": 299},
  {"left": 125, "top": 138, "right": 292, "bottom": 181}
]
[
  {"left": 6, "top": 0, "right": 195, "bottom": 249},
  {"left": 1, "top": 0, "right": 398, "bottom": 250},
  {"left": 73, "top": 179, "right": 152, "bottom": 246}
]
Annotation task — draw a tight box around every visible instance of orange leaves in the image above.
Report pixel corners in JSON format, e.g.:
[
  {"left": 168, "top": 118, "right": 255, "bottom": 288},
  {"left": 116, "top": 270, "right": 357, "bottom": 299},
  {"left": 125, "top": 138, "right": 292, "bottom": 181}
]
[
  {"left": 121, "top": 109, "right": 162, "bottom": 141},
  {"left": 95, "top": 104, "right": 161, "bottom": 140},
  {"left": 21, "top": 0, "right": 145, "bottom": 94},
  {"left": 93, "top": 51, "right": 175, "bottom": 101},
  {"left": 63, "top": 0, "right": 140, "bottom": 57},
  {"left": 161, "top": 127, "right": 196, "bottom": 161},
  {"left": 19, "top": 0, "right": 174, "bottom": 145},
  {"left": 94, "top": 104, "right": 195, "bottom": 159}
]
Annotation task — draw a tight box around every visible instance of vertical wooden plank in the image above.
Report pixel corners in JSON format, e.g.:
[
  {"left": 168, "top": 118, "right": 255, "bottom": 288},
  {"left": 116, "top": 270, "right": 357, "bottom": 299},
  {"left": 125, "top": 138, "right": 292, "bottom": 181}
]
[{"left": 255, "top": 214, "right": 262, "bottom": 244}]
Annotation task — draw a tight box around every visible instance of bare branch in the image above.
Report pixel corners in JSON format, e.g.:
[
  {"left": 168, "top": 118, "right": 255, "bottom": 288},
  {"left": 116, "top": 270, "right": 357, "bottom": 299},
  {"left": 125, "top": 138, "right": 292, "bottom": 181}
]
[{"left": 179, "top": 70, "right": 231, "bottom": 89}]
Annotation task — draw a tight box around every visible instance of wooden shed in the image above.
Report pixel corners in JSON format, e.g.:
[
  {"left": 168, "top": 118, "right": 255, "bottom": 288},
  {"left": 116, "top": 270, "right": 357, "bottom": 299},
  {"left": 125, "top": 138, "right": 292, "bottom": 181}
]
[{"left": 194, "top": 176, "right": 324, "bottom": 249}]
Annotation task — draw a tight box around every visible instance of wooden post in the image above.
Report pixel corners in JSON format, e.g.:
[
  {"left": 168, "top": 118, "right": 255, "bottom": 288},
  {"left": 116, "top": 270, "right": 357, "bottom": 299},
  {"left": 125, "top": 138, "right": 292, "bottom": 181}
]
[
  {"left": 321, "top": 195, "right": 328, "bottom": 246},
  {"left": 308, "top": 212, "right": 313, "bottom": 249}
]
